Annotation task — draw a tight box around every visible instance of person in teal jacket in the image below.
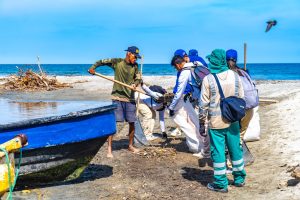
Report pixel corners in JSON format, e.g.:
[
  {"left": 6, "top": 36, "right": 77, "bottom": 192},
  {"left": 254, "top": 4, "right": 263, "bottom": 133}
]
[{"left": 199, "top": 49, "right": 246, "bottom": 193}]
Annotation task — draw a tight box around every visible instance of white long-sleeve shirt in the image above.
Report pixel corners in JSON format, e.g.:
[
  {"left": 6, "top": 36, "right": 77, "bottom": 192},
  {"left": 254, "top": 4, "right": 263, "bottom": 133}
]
[{"left": 169, "top": 62, "right": 201, "bottom": 111}]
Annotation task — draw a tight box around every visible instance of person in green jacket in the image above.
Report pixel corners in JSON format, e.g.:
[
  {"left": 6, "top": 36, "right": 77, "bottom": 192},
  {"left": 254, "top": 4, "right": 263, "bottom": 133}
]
[
  {"left": 199, "top": 49, "right": 246, "bottom": 192},
  {"left": 89, "top": 46, "right": 142, "bottom": 158}
]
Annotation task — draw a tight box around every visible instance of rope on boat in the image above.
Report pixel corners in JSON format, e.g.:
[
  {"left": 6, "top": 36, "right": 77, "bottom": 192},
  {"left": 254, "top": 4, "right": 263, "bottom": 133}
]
[{"left": 0, "top": 147, "right": 23, "bottom": 200}]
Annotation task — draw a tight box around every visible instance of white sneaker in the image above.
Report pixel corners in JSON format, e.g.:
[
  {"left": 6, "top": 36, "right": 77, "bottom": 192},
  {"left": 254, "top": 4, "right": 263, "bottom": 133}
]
[
  {"left": 170, "top": 128, "right": 181, "bottom": 137},
  {"left": 146, "top": 134, "right": 160, "bottom": 141},
  {"left": 192, "top": 152, "right": 210, "bottom": 159}
]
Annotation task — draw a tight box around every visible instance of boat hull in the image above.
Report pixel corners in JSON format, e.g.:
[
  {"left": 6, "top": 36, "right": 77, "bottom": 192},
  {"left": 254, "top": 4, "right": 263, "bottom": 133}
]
[{"left": 0, "top": 104, "right": 117, "bottom": 183}]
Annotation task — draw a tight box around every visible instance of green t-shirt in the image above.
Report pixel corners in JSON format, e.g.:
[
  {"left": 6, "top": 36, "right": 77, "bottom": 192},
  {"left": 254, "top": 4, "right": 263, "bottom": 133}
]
[{"left": 90, "top": 58, "right": 139, "bottom": 102}]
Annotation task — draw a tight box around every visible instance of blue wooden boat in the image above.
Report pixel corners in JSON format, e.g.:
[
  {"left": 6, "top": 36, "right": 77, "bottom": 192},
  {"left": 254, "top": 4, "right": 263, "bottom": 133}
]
[{"left": 0, "top": 100, "right": 116, "bottom": 183}]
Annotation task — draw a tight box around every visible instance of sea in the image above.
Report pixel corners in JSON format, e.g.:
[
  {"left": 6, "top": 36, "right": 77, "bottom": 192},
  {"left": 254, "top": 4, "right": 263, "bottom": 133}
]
[{"left": 0, "top": 63, "right": 300, "bottom": 80}]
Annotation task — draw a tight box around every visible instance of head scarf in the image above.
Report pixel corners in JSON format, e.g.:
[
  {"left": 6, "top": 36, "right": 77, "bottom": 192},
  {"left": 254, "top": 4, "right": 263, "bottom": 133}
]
[{"left": 206, "top": 49, "right": 228, "bottom": 74}]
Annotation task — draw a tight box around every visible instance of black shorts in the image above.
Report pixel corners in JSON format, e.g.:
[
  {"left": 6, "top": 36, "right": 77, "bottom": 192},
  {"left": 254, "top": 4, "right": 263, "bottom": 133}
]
[{"left": 112, "top": 100, "right": 137, "bottom": 123}]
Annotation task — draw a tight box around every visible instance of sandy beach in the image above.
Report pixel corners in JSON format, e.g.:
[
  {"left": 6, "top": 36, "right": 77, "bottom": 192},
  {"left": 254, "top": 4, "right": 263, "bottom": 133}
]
[{"left": 1, "top": 76, "right": 300, "bottom": 199}]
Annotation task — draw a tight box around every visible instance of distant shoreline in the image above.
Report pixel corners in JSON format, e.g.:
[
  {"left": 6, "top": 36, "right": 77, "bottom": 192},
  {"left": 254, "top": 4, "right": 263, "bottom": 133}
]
[
  {"left": 1, "top": 63, "right": 300, "bottom": 80},
  {"left": 1, "top": 74, "right": 300, "bottom": 80}
]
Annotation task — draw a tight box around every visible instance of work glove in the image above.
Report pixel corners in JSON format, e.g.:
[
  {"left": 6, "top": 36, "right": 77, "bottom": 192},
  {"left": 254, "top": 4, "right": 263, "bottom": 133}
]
[
  {"left": 88, "top": 68, "right": 95, "bottom": 75},
  {"left": 169, "top": 109, "right": 175, "bottom": 117},
  {"left": 199, "top": 123, "right": 206, "bottom": 137},
  {"left": 183, "top": 93, "right": 190, "bottom": 103},
  {"left": 156, "top": 96, "right": 164, "bottom": 104},
  {"left": 153, "top": 93, "right": 163, "bottom": 101}
]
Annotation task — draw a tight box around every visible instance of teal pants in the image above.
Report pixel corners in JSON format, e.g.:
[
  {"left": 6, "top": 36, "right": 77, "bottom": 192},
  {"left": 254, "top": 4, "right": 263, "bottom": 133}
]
[{"left": 209, "top": 122, "right": 246, "bottom": 189}]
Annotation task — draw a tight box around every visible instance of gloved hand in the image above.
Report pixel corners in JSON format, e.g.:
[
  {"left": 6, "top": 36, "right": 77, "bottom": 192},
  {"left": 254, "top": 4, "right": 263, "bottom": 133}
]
[
  {"left": 169, "top": 109, "right": 175, "bottom": 117},
  {"left": 88, "top": 68, "right": 95, "bottom": 75},
  {"left": 183, "top": 93, "right": 190, "bottom": 103},
  {"left": 153, "top": 93, "right": 163, "bottom": 101},
  {"left": 156, "top": 96, "right": 164, "bottom": 103},
  {"left": 199, "top": 123, "right": 206, "bottom": 137}
]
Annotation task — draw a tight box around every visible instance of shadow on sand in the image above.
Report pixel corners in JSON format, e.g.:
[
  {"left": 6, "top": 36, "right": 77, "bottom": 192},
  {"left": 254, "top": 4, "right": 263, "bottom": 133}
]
[
  {"left": 181, "top": 167, "right": 214, "bottom": 187},
  {"left": 14, "top": 164, "right": 113, "bottom": 190}
]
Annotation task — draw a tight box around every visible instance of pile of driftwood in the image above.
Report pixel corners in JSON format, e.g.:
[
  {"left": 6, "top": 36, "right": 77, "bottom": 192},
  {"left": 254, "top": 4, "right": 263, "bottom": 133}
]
[{"left": 1, "top": 69, "right": 70, "bottom": 91}]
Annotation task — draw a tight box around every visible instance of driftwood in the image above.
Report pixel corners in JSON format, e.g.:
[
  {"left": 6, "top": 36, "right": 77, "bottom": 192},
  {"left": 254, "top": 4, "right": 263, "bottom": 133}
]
[{"left": 0, "top": 69, "right": 70, "bottom": 91}]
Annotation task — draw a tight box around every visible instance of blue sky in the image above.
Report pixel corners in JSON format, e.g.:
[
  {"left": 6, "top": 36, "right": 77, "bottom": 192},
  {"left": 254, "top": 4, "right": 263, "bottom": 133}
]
[{"left": 0, "top": 0, "right": 299, "bottom": 64}]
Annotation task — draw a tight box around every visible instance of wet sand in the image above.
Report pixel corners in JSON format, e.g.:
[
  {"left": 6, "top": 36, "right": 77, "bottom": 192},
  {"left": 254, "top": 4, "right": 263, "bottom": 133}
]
[{"left": 1, "top": 77, "right": 299, "bottom": 199}]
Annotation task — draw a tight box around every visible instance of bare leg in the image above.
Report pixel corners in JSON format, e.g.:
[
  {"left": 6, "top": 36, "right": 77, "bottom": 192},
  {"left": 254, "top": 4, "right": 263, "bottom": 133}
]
[
  {"left": 107, "top": 135, "right": 113, "bottom": 158},
  {"left": 128, "top": 122, "right": 139, "bottom": 153}
]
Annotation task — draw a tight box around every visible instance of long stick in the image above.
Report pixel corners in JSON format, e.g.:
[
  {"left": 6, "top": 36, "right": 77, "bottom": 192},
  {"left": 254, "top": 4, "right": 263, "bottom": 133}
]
[
  {"left": 136, "top": 55, "right": 144, "bottom": 116},
  {"left": 244, "top": 43, "right": 247, "bottom": 70},
  {"left": 259, "top": 98, "right": 279, "bottom": 104},
  {"left": 93, "top": 72, "right": 147, "bottom": 95},
  {"left": 37, "top": 56, "right": 44, "bottom": 75}
]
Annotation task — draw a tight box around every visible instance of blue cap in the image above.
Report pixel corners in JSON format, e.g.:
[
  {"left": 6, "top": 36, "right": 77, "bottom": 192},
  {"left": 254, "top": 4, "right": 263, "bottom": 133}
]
[
  {"left": 188, "top": 49, "right": 198, "bottom": 56},
  {"left": 174, "top": 49, "right": 187, "bottom": 58},
  {"left": 226, "top": 49, "right": 238, "bottom": 61},
  {"left": 125, "top": 46, "right": 141, "bottom": 58}
]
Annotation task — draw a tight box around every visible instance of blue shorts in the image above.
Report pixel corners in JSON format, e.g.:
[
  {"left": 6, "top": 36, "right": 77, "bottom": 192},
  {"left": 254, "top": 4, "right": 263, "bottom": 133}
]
[{"left": 112, "top": 100, "right": 137, "bottom": 123}]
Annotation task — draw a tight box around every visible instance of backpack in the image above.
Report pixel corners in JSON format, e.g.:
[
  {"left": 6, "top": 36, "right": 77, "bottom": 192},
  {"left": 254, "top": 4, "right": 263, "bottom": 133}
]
[
  {"left": 212, "top": 73, "right": 246, "bottom": 123},
  {"left": 237, "top": 69, "right": 259, "bottom": 109},
  {"left": 148, "top": 85, "right": 169, "bottom": 111},
  {"left": 184, "top": 61, "right": 210, "bottom": 89}
]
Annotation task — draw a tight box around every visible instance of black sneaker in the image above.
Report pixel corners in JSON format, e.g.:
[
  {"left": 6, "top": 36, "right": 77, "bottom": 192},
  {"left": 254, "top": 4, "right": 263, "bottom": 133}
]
[
  {"left": 207, "top": 183, "right": 228, "bottom": 193},
  {"left": 234, "top": 182, "right": 245, "bottom": 187},
  {"left": 162, "top": 132, "right": 168, "bottom": 139}
]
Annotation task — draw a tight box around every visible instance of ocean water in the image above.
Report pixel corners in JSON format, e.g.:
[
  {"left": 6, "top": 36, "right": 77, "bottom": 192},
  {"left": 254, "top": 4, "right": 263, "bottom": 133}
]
[{"left": 0, "top": 63, "right": 299, "bottom": 80}]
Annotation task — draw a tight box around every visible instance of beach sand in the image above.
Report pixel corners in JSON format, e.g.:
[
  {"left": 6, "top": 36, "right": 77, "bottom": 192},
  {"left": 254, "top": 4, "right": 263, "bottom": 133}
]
[{"left": 1, "top": 76, "right": 300, "bottom": 199}]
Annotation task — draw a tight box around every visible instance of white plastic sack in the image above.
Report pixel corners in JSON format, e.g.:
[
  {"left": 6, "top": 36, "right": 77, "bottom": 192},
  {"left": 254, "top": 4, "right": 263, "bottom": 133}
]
[{"left": 243, "top": 106, "right": 261, "bottom": 142}]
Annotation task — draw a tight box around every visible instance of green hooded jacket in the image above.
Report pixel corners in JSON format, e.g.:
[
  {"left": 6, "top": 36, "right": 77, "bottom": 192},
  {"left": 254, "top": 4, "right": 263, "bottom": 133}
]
[{"left": 206, "top": 49, "right": 229, "bottom": 74}]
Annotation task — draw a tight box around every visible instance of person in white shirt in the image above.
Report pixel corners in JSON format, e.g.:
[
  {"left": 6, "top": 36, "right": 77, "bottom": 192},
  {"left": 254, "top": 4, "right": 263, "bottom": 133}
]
[
  {"left": 136, "top": 84, "right": 167, "bottom": 141},
  {"left": 169, "top": 53, "right": 209, "bottom": 158}
]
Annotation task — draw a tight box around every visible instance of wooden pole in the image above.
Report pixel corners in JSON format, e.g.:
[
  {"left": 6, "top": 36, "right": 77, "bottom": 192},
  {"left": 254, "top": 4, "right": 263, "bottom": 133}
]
[
  {"left": 136, "top": 55, "right": 144, "bottom": 116},
  {"left": 244, "top": 43, "right": 247, "bottom": 70},
  {"left": 93, "top": 72, "right": 147, "bottom": 95},
  {"left": 259, "top": 98, "right": 279, "bottom": 104},
  {"left": 37, "top": 56, "right": 44, "bottom": 75}
]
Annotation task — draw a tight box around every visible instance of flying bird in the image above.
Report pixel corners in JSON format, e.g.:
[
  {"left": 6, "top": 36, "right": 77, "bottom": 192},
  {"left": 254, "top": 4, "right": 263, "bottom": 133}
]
[{"left": 265, "top": 20, "right": 277, "bottom": 32}]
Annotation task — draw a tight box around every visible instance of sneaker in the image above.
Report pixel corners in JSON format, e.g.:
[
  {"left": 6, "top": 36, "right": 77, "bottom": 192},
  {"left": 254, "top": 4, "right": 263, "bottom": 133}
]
[
  {"left": 170, "top": 128, "right": 181, "bottom": 137},
  {"left": 207, "top": 183, "right": 228, "bottom": 193},
  {"left": 146, "top": 134, "right": 160, "bottom": 141},
  {"left": 192, "top": 152, "right": 210, "bottom": 159},
  {"left": 162, "top": 132, "right": 168, "bottom": 139},
  {"left": 233, "top": 182, "right": 245, "bottom": 187}
]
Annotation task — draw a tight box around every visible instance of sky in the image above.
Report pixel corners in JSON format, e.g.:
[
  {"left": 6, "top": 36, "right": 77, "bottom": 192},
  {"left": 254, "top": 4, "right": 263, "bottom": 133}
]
[{"left": 0, "top": 0, "right": 299, "bottom": 64}]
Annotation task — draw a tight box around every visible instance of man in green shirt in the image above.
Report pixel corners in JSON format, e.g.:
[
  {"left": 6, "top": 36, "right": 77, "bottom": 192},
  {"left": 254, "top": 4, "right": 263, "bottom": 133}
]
[{"left": 88, "top": 46, "right": 142, "bottom": 158}]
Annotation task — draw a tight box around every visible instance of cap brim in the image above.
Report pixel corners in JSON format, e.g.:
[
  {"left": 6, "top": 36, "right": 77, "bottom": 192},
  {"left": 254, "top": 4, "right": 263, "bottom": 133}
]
[{"left": 134, "top": 53, "right": 141, "bottom": 59}]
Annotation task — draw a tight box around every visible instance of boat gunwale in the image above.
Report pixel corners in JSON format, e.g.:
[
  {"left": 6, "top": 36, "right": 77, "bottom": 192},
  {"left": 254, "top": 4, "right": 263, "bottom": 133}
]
[{"left": 0, "top": 104, "right": 117, "bottom": 132}]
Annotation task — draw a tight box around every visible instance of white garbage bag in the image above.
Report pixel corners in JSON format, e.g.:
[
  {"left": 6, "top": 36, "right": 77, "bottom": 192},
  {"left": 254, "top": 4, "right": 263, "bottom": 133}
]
[{"left": 243, "top": 106, "right": 261, "bottom": 142}]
